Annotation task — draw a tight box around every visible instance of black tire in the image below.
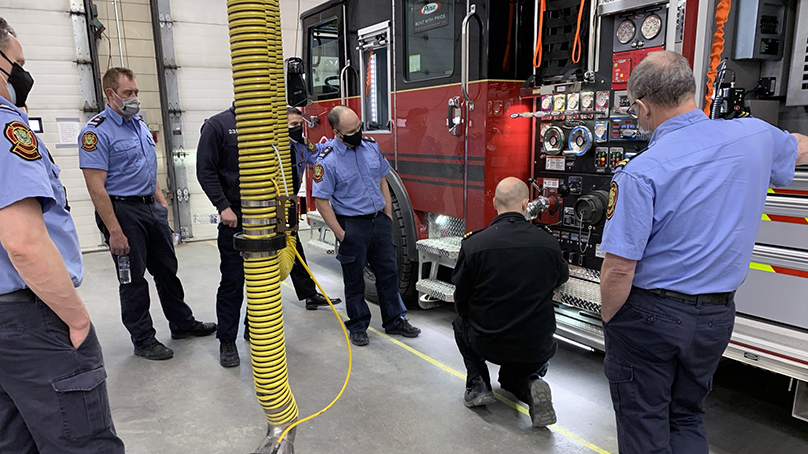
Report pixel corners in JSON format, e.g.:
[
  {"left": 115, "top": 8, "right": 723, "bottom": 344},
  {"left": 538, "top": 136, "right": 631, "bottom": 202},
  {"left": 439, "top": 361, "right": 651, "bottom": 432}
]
[{"left": 363, "top": 190, "right": 418, "bottom": 307}]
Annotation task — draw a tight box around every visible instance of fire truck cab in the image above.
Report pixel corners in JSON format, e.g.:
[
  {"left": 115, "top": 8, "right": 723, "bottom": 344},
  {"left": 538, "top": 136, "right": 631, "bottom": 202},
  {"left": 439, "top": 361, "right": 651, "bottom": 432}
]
[{"left": 291, "top": 0, "right": 808, "bottom": 420}]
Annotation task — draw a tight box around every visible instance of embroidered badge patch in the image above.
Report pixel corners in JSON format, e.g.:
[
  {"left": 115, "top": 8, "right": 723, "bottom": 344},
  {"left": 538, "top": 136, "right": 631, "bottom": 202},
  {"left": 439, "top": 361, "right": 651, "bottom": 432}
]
[
  {"left": 313, "top": 164, "right": 324, "bottom": 183},
  {"left": 81, "top": 131, "right": 99, "bottom": 151},
  {"left": 306, "top": 138, "right": 316, "bottom": 152},
  {"left": 606, "top": 181, "right": 618, "bottom": 220},
  {"left": 4, "top": 121, "right": 40, "bottom": 161}
]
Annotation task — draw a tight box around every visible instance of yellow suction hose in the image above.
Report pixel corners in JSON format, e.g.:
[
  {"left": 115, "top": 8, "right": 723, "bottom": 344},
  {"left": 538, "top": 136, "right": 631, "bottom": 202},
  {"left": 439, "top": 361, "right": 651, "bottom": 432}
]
[
  {"left": 227, "top": 1, "right": 352, "bottom": 452},
  {"left": 227, "top": 0, "right": 299, "bottom": 451}
]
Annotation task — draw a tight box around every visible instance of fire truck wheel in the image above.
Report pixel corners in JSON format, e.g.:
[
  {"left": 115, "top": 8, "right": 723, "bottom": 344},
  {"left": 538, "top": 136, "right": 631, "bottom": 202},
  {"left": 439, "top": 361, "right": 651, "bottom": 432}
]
[{"left": 363, "top": 190, "right": 418, "bottom": 307}]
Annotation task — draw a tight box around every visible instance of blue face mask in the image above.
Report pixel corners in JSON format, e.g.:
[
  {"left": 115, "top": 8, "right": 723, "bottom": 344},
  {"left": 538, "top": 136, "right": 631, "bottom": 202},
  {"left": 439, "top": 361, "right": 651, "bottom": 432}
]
[{"left": 638, "top": 112, "right": 653, "bottom": 138}]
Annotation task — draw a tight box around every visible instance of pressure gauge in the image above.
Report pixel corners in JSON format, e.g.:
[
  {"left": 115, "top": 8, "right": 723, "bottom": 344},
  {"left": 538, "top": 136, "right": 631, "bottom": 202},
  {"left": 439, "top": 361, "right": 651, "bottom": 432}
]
[
  {"left": 567, "top": 93, "right": 580, "bottom": 111},
  {"left": 543, "top": 126, "right": 565, "bottom": 155},
  {"left": 580, "top": 92, "right": 594, "bottom": 110},
  {"left": 596, "top": 91, "right": 610, "bottom": 110},
  {"left": 553, "top": 94, "right": 566, "bottom": 111},
  {"left": 641, "top": 14, "right": 662, "bottom": 40},
  {"left": 593, "top": 122, "right": 608, "bottom": 141},
  {"left": 568, "top": 126, "right": 593, "bottom": 156},
  {"left": 541, "top": 96, "right": 553, "bottom": 111},
  {"left": 616, "top": 19, "right": 636, "bottom": 44}
]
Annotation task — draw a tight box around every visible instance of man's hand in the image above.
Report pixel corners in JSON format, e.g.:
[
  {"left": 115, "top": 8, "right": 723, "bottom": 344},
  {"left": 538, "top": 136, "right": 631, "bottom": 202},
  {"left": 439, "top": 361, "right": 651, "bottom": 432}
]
[
  {"left": 335, "top": 229, "right": 345, "bottom": 242},
  {"left": 599, "top": 253, "right": 637, "bottom": 324},
  {"left": 221, "top": 207, "right": 238, "bottom": 228},
  {"left": 69, "top": 323, "right": 91, "bottom": 348},
  {"left": 109, "top": 230, "right": 130, "bottom": 256}
]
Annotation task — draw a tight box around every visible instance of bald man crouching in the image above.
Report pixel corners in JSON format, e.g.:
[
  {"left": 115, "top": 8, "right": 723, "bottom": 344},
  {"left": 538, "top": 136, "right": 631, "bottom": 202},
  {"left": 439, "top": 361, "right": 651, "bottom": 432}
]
[{"left": 451, "top": 177, "right": 569, "bottom": 427}]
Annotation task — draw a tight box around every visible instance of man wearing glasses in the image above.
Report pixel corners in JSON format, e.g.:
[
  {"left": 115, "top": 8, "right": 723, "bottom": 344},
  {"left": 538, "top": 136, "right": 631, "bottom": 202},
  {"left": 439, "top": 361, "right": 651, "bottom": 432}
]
[
  {"left": 312, "top": 105, "right": 421, "bottom": 346},
  {"left": 598, "top": 51, "right": 808, "bottom": 453}
]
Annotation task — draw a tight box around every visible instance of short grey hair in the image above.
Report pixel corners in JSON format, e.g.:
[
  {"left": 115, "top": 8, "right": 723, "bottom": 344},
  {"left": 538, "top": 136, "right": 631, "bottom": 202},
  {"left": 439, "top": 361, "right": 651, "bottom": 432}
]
[
  {"left": 627, "top": 51, "right": 696, "bottom": 108},
  {"left": 0, "top": 18, "right": 17, "bottom": 52}
]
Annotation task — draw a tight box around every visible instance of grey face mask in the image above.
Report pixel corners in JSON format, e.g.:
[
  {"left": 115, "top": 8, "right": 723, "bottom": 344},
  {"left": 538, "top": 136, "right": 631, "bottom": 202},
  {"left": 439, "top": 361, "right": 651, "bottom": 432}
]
[{"left": 113, "top": 90, "right": 141, "bottom": 117}]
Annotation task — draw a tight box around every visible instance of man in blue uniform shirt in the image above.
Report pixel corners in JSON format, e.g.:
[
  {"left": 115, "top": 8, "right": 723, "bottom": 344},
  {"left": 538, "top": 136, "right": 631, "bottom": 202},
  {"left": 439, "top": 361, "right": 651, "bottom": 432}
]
[
  {"left": 79, "top": 67, "right": 215, "bottom": 361},
  {"left": 196, "top": 104, "right": 337, "bottom": 367},
  {"left": 0, "top": 19, "right": 125, "bottom": 452},
  {"left": 313, "top": 105, "right": 421, "bottom": 346},
  {"left": 599, "top": 51, "right": 808, "bottom": 454}
]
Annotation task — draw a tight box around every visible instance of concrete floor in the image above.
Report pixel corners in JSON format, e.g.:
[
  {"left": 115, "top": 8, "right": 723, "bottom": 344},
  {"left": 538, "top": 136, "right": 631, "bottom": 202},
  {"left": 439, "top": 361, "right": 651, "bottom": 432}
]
[{"left": 77, "top": 240, "right": 808, "bottom": 454}]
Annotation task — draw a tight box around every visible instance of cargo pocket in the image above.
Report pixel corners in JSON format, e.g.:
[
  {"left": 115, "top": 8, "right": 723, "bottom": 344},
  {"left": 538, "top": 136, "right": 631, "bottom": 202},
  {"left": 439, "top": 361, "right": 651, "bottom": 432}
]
[
  {"left": 603, "top": 357, "right": 634, "bottom": 416},
  {"left": 51, "top": 366, "right": 112, "bottom": 440}
]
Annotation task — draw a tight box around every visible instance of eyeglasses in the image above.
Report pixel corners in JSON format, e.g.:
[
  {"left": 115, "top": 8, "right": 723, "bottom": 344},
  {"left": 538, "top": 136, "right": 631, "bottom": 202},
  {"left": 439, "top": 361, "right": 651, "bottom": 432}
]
[{"left": 627, "top": 97, "right": 644, "bottom": 119}]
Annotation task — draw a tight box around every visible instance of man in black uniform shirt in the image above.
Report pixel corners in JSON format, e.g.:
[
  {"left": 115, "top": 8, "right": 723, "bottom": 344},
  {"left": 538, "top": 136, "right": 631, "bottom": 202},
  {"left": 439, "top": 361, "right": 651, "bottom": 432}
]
[
  {"left": 196, "top": 104, "right": 336, "bottom": 367},
  {"left": 451, "top": 177, "right": 569, "bottom": 428}
]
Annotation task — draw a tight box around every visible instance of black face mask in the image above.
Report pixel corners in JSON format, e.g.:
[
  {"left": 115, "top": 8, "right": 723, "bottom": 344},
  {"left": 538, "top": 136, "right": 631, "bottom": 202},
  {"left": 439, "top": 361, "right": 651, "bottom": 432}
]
[
  {"left": 288, "top": 125, "right": 303, "bottom": 142},
  {"left": 342, "top": 129, "right": 363, "bottom": 147},
  {"left": 0, "top": 49, "right": 34, "bottom": 108}
]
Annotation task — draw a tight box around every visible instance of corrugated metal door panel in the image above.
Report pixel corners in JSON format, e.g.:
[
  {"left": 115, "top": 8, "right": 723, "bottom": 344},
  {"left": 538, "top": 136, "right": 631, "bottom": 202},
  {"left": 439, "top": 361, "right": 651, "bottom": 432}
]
[
  {"left": 3, "top": 4, "right": 106, "bottom": 251},
  {"left": 170, "top": 0, "right": 233, "bottom": 240}
]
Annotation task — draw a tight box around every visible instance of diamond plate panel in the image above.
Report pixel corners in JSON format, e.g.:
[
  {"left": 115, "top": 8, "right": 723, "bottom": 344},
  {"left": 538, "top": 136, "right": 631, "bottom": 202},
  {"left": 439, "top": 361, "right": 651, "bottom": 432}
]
[
  {"left": 427, "top": 213, "right": 466, "bottom": 238},
  {"left": 569, "top": 265, "right": 601, "bottom": 283},
  {"left": 416, "top": 237, "right": 462, "bottom": 260},
  {"left": 416, "top": 279, "right": 456, "bottom": 302},
  {"left": 555, "top": 277, "right": 602, "bottom": 313}
]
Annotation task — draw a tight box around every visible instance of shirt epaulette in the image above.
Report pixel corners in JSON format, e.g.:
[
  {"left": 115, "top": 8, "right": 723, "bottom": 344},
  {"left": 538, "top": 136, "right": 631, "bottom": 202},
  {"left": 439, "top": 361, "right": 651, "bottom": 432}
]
[
  {"left": 540, "top": 225, "right": 553, "bottom": 234},
  {"left": 0, "top": 104, "right": 17, "bottom": 114},
  {"left": 362, "top": 136, "right": 376, "bottom": 143},
  {"left": 615, "top": 149, "right": 646, "bottom": 169},
  {"left": 462, "top": 228, "right": 484, "bottom": 240},
  {"left": 318, "top": 146, "right": 333, "bottom": 160},
  {"left": 88, "top": 115, "right": 106, "bottom": 127}
]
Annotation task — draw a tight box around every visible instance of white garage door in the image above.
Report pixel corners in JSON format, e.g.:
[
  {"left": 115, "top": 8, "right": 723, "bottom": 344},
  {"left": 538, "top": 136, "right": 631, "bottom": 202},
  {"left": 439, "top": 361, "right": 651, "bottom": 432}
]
[{"left": 2, "top": 0, "right": 107, "bottom": 251}]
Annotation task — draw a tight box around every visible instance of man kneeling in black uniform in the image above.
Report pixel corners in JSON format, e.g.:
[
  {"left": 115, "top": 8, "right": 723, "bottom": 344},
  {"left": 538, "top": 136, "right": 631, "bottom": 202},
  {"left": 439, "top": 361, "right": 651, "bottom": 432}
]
[{"left": 451, "top": 177, "right": 569, "bottom": 427}]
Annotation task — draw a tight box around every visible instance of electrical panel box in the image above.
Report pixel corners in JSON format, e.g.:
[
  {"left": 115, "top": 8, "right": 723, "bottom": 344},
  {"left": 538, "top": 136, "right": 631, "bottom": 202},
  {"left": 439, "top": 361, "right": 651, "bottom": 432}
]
[{"left": 733, "top": 0, "right": 787, "bottom": 60}]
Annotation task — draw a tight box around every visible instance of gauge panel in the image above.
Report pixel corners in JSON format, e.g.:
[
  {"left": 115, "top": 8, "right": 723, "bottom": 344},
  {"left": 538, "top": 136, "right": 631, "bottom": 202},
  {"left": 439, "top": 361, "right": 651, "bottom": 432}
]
[
  {"left": 641, "top": 14, "right": 662, "bottom": 40},
  {"left": 616, "top": 19, "right": 635, "bottom": 44}
]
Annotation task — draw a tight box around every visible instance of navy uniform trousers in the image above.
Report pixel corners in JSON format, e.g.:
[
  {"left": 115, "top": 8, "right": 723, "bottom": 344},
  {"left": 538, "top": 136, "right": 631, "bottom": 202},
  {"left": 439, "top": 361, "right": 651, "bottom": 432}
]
[
  {"left": 335, "top": 212, "right": 406, "bottom": 334},
  {"left": 0, "top": 295, "right": 125, "bottom": 453},
  {"left": 216, "top": 208, "right": 318, "bottom": 340},
  {"left": 602, "top": 286, "right": 735, "bottom": 454},
  {"left": 453, "top": 317, "right": 548, "bottom": 400},
  {"left": 97, "top": 200, "right": 196, "bottom": 348}
]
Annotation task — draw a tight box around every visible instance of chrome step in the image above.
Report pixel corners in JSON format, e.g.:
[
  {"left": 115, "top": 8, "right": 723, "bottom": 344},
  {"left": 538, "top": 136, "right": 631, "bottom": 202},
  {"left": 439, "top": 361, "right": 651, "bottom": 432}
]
[
  {"left": 416, "top": 278, "right": 455, "bottom": 303},
  {"left": 415, "top": 237, "right": 462, "bottom": 261}
]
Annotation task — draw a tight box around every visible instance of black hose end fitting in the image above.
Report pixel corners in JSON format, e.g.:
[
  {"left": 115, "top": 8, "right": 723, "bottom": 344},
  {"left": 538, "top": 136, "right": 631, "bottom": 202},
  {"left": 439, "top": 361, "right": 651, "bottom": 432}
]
[{"left": 233, "top": 232, "right": 287, "bottom": 254}]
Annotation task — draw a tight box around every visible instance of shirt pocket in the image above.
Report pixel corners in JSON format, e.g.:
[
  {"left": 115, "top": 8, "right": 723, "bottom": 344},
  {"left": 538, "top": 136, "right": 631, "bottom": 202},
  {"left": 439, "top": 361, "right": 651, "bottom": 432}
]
[
  {"left": 111, "top": 138, "right": 143, "bottom": 167},
  {"left": 48, "top": 161, "right": 67, "bottom": 209},
  {"left": 336, "top": 167, "right": 363, "bottom": 198}
]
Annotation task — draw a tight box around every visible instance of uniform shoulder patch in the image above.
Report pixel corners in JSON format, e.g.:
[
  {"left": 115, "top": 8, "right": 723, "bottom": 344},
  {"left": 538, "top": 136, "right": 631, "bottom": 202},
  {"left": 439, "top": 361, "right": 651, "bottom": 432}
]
[
  {"left": 606, "top": 181, "right": 618, "bottom": 219},
  {"left": 462, "top": 228, "right": 484, "bottom": 240},
  {"left": 4, "top": 121, "right": 40, "bottom": 161},
  {"left": 361, "top": 136, "right": 376, "bottom": 143},
  {"left": 318, "top": 146, "right": 333, "bottom": 160},
  {"left": 88, "top": 115, "right": 106, "bottom": 127},
  {"left": 305, "top": 138, "right": 316, "bottom": 152},
  {"left": 313, "top": 163, "right": 325, "bottom": 183},
  {"left": 541, "top": 225, "right": 553, "bottom": 234},
  {"left": 81, "top": 131, "right": 99, "bottom": 151}
]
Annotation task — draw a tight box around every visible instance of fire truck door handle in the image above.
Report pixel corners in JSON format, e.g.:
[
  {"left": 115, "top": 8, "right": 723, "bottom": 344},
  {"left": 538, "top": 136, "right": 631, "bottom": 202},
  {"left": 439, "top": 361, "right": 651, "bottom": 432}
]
[
  {"left": 447, "top": 96, "right": 461, "bottom": 136},
  {"left": 339, "top": 59, "right": 351, "bottom": 105},
  {"left": 461, "top": 4, "right": 480, "bottom": 111}
]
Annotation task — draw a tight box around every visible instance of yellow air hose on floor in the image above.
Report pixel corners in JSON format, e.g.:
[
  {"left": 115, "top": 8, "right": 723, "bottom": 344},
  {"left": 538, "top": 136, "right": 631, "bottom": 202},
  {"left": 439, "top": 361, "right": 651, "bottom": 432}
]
[{"left": 227, "top": 1, "right": 352, "bottom": 452}]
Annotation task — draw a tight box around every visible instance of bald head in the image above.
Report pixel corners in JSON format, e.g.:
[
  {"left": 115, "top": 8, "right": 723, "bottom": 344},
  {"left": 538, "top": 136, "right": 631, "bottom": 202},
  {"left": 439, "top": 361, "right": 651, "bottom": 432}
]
[
  {"left": 627, "top": 50, "right": 695, "bottom": 108},
  {"left": 493, "top": 177, "right": 529, "bottom": 215}
]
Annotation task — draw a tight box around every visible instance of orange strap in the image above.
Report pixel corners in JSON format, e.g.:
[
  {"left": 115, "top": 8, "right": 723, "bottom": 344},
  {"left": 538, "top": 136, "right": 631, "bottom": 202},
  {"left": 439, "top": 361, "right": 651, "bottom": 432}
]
[
  {"left": 571, "top": 0, "right": 586, "bottom": 64},
  {"left": 533, "top": 0, "right": 546, "bottom": 68},
  {"left": 703, "top": 0, "right": 731, "bottom": 115},
  {"left": 365, "top": 49, "right": 374, "bottom": 97}
]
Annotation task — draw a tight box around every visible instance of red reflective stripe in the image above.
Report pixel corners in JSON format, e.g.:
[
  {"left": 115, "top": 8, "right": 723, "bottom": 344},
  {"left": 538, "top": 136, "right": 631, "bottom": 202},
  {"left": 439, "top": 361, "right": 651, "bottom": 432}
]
[
  {"left": 729, "top": 340, "right": 808, "bottom": 367},
  {"left": 770, "top": 266, "right": 808, "bottom": 279},
  {"left": 770, "top": 189, "right": 808, "bottom": 196},
  {"left": 765, "top": 214, "right": 808, "bottom": 225}
]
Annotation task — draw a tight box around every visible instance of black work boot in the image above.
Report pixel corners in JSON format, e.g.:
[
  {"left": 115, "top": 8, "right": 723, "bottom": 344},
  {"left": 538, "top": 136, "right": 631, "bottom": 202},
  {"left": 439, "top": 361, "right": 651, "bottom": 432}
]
[
  {"left": 384, "top": 317, "right": 421, "bottom": 338},
  {"left": 305, "top": 293, "right": 342, "bottom": 310},
  {"left": 171, "top": 321, "right": 217, "bottom": 339},
  {"left": 527, "top": 378, "right": 557, "bottom": 428},
  {"left": 134, "top": 341, "right": 174, "bottom": 360},
  {"left": 349, "top": 331, "right": 369, "bottom": 346},
  {"left": 219, "top": 340, "right": 239, "bottom": 368},
  {"left": 464, "top": 376, "right": 496, "bottom": 408}
]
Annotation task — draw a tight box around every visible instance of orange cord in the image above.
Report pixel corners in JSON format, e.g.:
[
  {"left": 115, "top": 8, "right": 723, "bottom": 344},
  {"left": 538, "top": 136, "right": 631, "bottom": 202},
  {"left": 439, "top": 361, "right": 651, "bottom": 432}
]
[
  {"left": 571, "top": 0, "right": 586, "bottom": 63},
  {"left": 703, "top": 0, "right": 731, "bottom": 115},
  {"left": 502, "top": 1, "right": 516, "bottom": 72},
  {"left": 533, "top": 0, "right": 546, "bottom": 68},
  {"left": 365, "top": 49, "right": 374, "bottom": 97}
]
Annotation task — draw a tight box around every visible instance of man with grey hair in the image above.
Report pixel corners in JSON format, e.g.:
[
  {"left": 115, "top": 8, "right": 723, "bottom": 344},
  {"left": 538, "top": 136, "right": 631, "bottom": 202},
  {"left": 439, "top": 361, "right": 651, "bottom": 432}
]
[
  {"left": 451, "top": 177, "right": 568, "bottom": 427},
  {"left": 0, "top": 18, "right": 125, "bottom": 452},
  {"left": 599, "top": 50, "right": 808, "bottom": 453}
]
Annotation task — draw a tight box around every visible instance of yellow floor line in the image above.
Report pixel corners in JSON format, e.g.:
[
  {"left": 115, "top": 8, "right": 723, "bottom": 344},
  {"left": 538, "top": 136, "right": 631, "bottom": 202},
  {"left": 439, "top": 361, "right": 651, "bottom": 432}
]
[{"left": 368, "top": 327, "right": 613, "bottom": 454}]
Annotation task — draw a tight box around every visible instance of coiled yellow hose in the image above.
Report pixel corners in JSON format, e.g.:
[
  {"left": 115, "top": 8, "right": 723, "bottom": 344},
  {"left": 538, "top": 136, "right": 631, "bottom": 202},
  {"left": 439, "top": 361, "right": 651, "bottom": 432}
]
[{"left": 227, "top": 0, "right": 299, "bottom": 450}]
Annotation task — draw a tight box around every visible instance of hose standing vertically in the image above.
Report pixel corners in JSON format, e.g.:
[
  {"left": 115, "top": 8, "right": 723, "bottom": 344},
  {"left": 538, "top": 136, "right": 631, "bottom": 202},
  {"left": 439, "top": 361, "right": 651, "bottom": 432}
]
[{"left": 226, "top": 0, "right": 298, "bottom": 452}]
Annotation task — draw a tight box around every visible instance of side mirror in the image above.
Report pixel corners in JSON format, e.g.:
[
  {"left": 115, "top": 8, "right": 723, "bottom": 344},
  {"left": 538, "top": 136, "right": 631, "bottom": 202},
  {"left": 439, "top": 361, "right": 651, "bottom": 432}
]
[{"left": 285, "top": 57, "right": 310, "bottom": 107}]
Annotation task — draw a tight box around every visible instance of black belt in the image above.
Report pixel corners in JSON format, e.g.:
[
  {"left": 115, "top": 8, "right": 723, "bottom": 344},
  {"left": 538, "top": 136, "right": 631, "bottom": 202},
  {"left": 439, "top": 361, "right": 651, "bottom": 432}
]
[
  {"left": 342, "top": 210, "right": 384, "bottom": 220},
  {"left": 0, "top": 288, "right": 37, "bottom": 303},
  {"left": 110, "top": 195, "right": 155, "bottom": 204},
  {"left": 646, "top": 288, "right": 732, "bottom": 305}
]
